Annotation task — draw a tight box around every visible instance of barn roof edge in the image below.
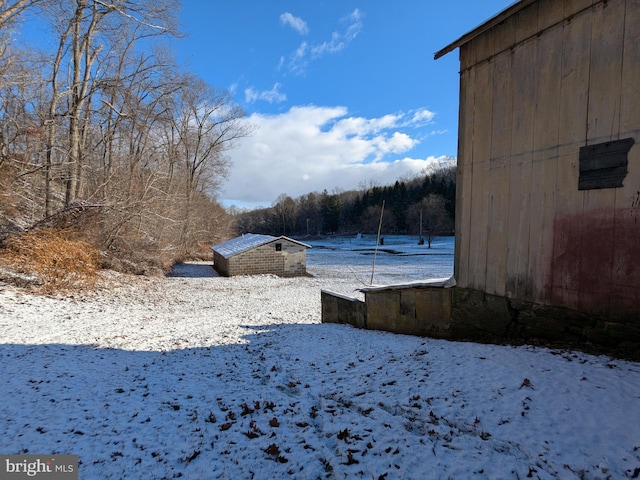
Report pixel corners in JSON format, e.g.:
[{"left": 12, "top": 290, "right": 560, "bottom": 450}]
[{"left": 434, "top": 0, "right": 536, "bottom": 60}]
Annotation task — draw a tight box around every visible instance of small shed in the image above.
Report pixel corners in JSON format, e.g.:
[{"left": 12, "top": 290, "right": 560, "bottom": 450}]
[{"left": 211, "top": 234, "right": 311, "bottom": 277}]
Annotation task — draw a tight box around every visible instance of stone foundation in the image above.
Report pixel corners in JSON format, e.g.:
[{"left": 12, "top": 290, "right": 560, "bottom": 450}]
[
  {"left": 320, "top": 283, "right": 640, "bottom": 360},
  {"left": 451, "top": 288, "right": 640, "bottom": 360}
]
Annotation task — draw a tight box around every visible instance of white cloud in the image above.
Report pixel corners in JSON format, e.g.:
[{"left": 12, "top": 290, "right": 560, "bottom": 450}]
[
  {"left": 221, "top": 106, "right": 451, "bottom": 206},
  {"left": 342, "top": 9, "right": 363, "bottom": 42},
  {"left": 289, "top": 42, "right": 309, "bottom": 74},
  {"left": 428, "top": 129, "right": 448, "bottom": 137},
  {"left": 409, "top": 108, "right": 436, "bottom": 126},
  {"left": 373, "top": 132, "right": 417, "bottom": 160},
  {"left": 280, "top": 12, "right": 309, "bottom": 35},
  {"left": 333, "top": 113, "right": 402, "bottom": 137},
  {"left": 244, "top": 83, "right": 287, "bottom": 104},
  {"left": 285, "top": 9, "right": 363, "bottom": 74}
]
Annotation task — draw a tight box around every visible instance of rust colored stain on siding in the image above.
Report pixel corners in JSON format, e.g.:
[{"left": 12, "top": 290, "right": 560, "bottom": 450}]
[{"left": 551, "top": 207, "right": 640, "bottom": 317}]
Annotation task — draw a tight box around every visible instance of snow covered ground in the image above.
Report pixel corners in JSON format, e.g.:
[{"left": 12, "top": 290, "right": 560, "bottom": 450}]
[{"left": 1, "top": 242, "right": 640, "bottom": 479}]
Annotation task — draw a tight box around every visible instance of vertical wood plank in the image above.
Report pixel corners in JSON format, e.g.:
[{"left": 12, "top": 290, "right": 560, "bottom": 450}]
[
  {"left": 611, "top": 0, "right": 640, "bottom": 315},
  {"left": 529, "top": 8, "right": 564, "bottom": 305},
  {"left": 455, "top": 39, "right": 480, "bottom": 288},
  {"left": 537, "top": 0, "right": 567, "bottom": 29},
  {"left": 514, "top": 1, "right": 540, "bottom": 42},
  {"left": 454, "top": 52, "right": 475, "bottom": 287},
  {"left": 586, "top": 1, "right": 623, "bottom": 144},
  {"left": 578, "top": 0, "right": 625, "bottom": 316},
  {"left": 552, "top": 3, "right": 592, "bottom": 310},
  {"left": 467, "top": 33, "right": 494, "bottom": 291},
  {"left": 563, "top": 0, "right": 596, "bottom": 18},
  {"left": 505, "top": 34, "right": 537, "bottom": 299},
  {"left": 619, "top": 0, "right": 640, "bottom": 138},
  {"left": 485, "top": 19, "right": 515, "bottom": 296}
]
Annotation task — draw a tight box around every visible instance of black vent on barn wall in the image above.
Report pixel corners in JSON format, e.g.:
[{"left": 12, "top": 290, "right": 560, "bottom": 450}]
[{"left": 578, "top": 138, "right": 634, "bottom": 190}]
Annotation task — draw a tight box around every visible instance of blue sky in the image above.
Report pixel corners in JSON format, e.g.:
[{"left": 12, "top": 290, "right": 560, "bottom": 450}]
[
  {"left": 183, "top": 2, "right": 512, "bottom": 208},
  {"left": 17, "top": 1, "right": 515, "bottom": 210}
]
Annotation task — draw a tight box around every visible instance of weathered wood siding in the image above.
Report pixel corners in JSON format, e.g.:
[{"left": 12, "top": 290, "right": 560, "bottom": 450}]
[{"left": 456, "top": 0, "right": 640, "bottom": 318}]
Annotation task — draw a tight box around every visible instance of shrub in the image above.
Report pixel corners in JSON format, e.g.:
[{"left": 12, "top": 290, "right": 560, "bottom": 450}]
[{"left": 2, "top": 228, "right": 100, "bottom": 292}]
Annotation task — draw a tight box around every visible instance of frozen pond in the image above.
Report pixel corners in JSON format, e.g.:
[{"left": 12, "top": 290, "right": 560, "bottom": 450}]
[{"left": 305, "top": 234, "right": 454, "bottom": 285}]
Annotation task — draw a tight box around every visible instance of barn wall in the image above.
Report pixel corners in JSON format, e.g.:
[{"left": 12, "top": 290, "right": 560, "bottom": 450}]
[{"left": 455, "top": 0, "right": 640, "bottom": 319}]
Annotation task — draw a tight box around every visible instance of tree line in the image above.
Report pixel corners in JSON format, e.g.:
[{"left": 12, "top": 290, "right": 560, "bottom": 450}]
[
  {"left": 0, "top": 0, "right": 248, "bottom": 271},
  {"left": 232, "top": 164, "right": 456, "bottom": 247}
]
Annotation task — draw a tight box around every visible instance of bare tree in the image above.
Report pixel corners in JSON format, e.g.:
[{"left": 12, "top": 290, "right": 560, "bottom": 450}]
[
  {"left": 272, "top": 193, "right": 298, "bottom": 235},
  {"left": 166, "top": 74, "right": 249, "bottom": 253},
  {"left": 0, "top": 0, "right": 247, "bottom": 269},
  {"left": 297, "top": 192, "right": 320, "bottom": 236},
  {"left": 360, "top": 204, "right": 395, "bottom": 236},
  {"left": 37, "top": 0, "right": 180, "bottom": 208},
  {"left": 0, "top": 0, "right": 43, "bottom": 28},
  {"left": 407, "top": 194, "right": 452, "bottom": 248},
  {"left": 0, "top": 1, "right": 49, "bottom": 216}
]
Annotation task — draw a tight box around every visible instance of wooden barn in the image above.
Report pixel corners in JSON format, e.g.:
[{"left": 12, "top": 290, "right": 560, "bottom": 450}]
[
  {"left": 435, "top": 0, "right": 640, "bottom": 353},
  {"left": 211, "top": 234, "right": 311, "bottom": 277}
]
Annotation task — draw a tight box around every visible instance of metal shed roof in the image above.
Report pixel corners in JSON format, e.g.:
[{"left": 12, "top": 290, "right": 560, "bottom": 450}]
[
  {"left": 434, "top": 0, "right": 534, "bottom": 60},
  {"left": 211, "top": 234, "right": 311, "bottom": 259}
]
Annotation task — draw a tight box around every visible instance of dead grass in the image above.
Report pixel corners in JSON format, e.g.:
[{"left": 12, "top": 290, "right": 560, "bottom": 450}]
[{"left": 1, "top": 228, "right": 100, "bottom": 293}]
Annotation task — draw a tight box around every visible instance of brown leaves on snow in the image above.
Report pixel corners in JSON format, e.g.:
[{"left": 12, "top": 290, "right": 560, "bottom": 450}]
[
  {"left": 519, "top": 378, "right": 534, "bottom": 389},
  {"left": 184, "top": 450, "right": 200, "bottom": 464},
  {"left": 240, "top": 402, "right": 254, "bottom": 416},
  {"left": 219, "top": 422, "right": 233, "bottom": 431},
  {"left": 264, "top": 444, "right": 288, "bottom": 463},
  {"left": 243, "top": 419, "right": 264, "bottom": 439},
  {"left": 337, "top": 428, "right": 351, "bottom": 442},
  {"left": 205, "top": 412, "right": 217, "bottom": 424},
  {"left": 345, "top": 449, "right": 360, "bottom": 465}
]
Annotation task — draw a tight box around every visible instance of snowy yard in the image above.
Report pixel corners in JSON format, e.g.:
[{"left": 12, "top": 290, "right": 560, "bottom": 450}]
[{"left": 1, "top": 248, "right": 639, "bottom": 479}]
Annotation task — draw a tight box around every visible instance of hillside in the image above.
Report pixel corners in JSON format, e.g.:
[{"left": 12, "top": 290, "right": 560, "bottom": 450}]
[{"left": 233, "top": 163, "right": 456, "bottom": 240}]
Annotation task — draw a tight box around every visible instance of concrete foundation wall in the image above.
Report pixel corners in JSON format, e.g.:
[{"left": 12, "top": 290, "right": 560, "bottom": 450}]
[
  {"left": 321, "top": 290, "right": 366, "bottom": 329},
  {"left": 321, "top": 285, "right": 639, "bottom": 360},
  {"left": 321, "top": 286, "right": 453, "bottom": 338},
  {"left": 365, "top": 287, "right": 452, "bottom": 337}
]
